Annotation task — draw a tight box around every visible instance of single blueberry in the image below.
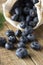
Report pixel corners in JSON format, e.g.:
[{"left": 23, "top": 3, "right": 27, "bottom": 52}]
[
  {"left": 31, "top": 0, "right": 39, "bottom": 4},
  {"left": 20, "top": 21, "right": 26, "bottom": 29},
  {"left": 5, "top": 42, "right": 14, "bottom": 50},
  {"left": 29, "top": 1, "right": 34, "bottom": 8},
  {"left": 23, "top": 7, "right": 30, "bottom": 15},
  {"left": 6, "top": 30, "right": 15, "bottom": 37},
  {"left": 15, "top": 7, "right": 22, "bottom": 15},
  {"left": 11, "top": 14, "right": 19, "bottom": 21},
  {"left": 25, "top": 1, "right": 34, "bottom": 8},
  {"left": 22, "top": 31, "right": 28, "bottom": 36},
  {"left": 33, "top": 17, "right": 38, "bottom": 23},
  {"left": 16, "top": 48, "right": 28, "bottom": 58},
  {"left": 20, "top": 36, "right": 28, "bottom": 43},
  {"left": 17, "top": 42, "right": 26, "bottom": 48},
  {"left": 26, "top": 3, "right": 30, "bottom": 7},
  {"left": 27, "top": 34, "right": 35, "bottom": 41},
  {"left": 30, "top": 41, "right": 41, "bottom": 50},
  {"left": 18, "top": 15, "right": 25, "bottom": 22},
  {"left": 0, "top": 37, "right": 7, "bottom": 47},
  {"left": 15, "top": 30, "right": 22, "bottom": 37},
  {"left": 29, "top": 21, "right": 37, "bottom": 27},
  {"left": 26, "top": 15, "right": 30, "bottom": 25},
  {"left": 29, "top": 9, "right": 36, "bottom": 17},
  {"left": 24, "top": 26, "right": 33, "bottom": 34},
  {"left": 8, "top": 36, "right": 17, "bottom": 43},
  {"left": 33, "top": 6, "right": 37, "bottom": 15},
  {"left": 33, "top": 6, "right": 37, "bottom": 11}
]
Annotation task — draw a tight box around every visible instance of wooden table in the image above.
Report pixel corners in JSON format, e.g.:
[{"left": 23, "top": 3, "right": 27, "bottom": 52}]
[{"left": 0, "top": 0, "right": 43, "bottom": 65}]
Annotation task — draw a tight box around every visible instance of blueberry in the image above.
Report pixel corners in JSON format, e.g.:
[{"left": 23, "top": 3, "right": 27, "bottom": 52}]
[
  {"left": 8, "top": 36, "right": 17, "bottom": 43},
  {"left": 0, "top": 37, "right": 7, "bottom": 47},
  {"left": 29, "top": 9, "right": 36, "bottom": 17},
  {"left": 17, "top": 42, "right": 26, "bottom": 48},
  {"left": 30, "top": 41, "right": 41, "bottom": 50},
  {"left": 20, "top": 36, "right": 28, "bottom": 43},
  {"left": 31, "top": 0, "right": 39, "bottom": 4},
  {"left": 20, "top": 22, "right": 26, "bottom": 29},
  {"left": 6, "top": 30, "right": 15, "bottom": 37},
  {"left": 22, "top": 31, "right": 28, "bottom": 36},
  {"left": 25, "top": 1, "right": 34, "bottom": 8},
  {"left": 15, "top": 7, "right": 22, "bottom": 15},
  {"left": 33, "top": 6, "right": 37, "bottom": 14},
  {"left": 33, "top": 6, "right": 37, "bottom": 11},
  {"left": 27, "top": 34, "right": 35, "bottom": 41},
  {"left": 16, "top": 48, "right": 28, "bottom": 58},
  {"left": 23, "top": 7, "right": 30, "bottom": 15},
  {"left": 26, "top": 16, "right": 30, "bottom": 25},
  {"left": 33, "top": 17, "right": 38, "bottom": 23},
  {"left": 29, "top": 1, "right": 34, "bottom": 8},
  {"left": 5, "top": 42, "right": 14, "bottom": 50},
  {"left": 18, "top": 15, "right": 25, "bottom": 22},
  {"left": 24, "top": 26, "right": 33, "bottom": 34},
  {"left": 26, "top": 3, "right": 30, "bottom": 7},
  {"left": 11, "top": 14, "right": 19, "bottom": 21},
  {"left": 29, "top": 21, "right": 37, "bottom": 27},
  {"left": 15, "top": 30, "right": 22, "bottom": 37}
]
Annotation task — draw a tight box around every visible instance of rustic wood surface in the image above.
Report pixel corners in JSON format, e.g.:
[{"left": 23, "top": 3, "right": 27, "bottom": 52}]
[{"left": 0, "top": 0, "right": 43, "bottom": 65}]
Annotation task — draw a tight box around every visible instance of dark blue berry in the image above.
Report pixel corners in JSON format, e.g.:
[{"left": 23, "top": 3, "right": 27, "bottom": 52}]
[
  {"left": 33, "top": 6, "right": 37, "bottom": 15},
  {"left": 6, "top": 30, "right": 15, "bottom": 37},
  {"left": 8, "top": 36, "right": 17, "bottom": 43},
  {"left": 15, "top": 30, "right": 22, "bottom": 37},
  {"left": 17, "top": 42, "right": 26, "bottom": 48},
  {"left": 33, "top": 6, "right": 37, "bottom": 11},
  {"left": 26, "top": 16, "right": 30, "bottom": 25},
  {"left": 5, "top": 42, "right": 14, "bottom": 50},
  {"left": 26, "top": 3, "right": 30, "bottom": 7},
  {"left": 33, "top": 17, "right": 38, "bottom": 23},
  {"left": 11, "top": 14, "right": 19, "bottom": 21},
  {"left": 22, "top": 31, "right": 28, "bottom": 36},
  {"left": 23, "top": 7, "right": 30, "bottom": 15},
  {"left": 20, "top": 21, "right": 26, "bottom": 29},
  {"left": 29, "top": 1, "right": 34, "bottom": 8},
  {"left": 0, "top": 37, "right": 7, "bottom": 47},
  {"left": 20, "top": 36, "right": 28, "bottom": 43},
  {"left": 15, "top": 7, "right": 22, "bottom": 15},
  {"left": 29, "top": 21, "right": 37, "bottom": 27},
  {"left": 18, "top": 15, "right": 25, "bottom": 22},
  {"left": 29, "top": 9, "right": 36, "bottom": 17},
  {"left": 30, "top": 41, "right": 41, "bottom": 50},
  {"left": 16, "top": 48, "right": 28, "bottom": 58},
  {"left": 24, "top": 26, "right": 33, "bottom": 34},
  {"left": 27, "top": 34, "right": 35, "bottom": 41},
  {"left": 25, "top": 1, "right": 34, "bottom": 8},
  {"left": 31, "top": 0, "right": 39, "bottom": 4}
]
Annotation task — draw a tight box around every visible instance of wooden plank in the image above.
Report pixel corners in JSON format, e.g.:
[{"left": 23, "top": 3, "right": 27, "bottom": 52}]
[{"left": 5, "top": 22, "right": 17, "bottom": 31}]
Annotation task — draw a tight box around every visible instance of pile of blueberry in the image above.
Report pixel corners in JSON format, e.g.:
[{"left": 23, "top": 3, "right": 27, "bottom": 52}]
[
  {"left": 10, "top": 0, "right": 39, "bottom": 29},
  {"left": 0, "top": 0, "right": 41, "bottom": 59},
  {"left": 0, "top": 29, "right": 41, "bottom": 58}
]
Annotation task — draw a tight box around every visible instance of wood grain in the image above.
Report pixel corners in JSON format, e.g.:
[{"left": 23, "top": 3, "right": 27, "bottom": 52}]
[{"left": 0, "top": 0, "right": 43, "bottom": 65}]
